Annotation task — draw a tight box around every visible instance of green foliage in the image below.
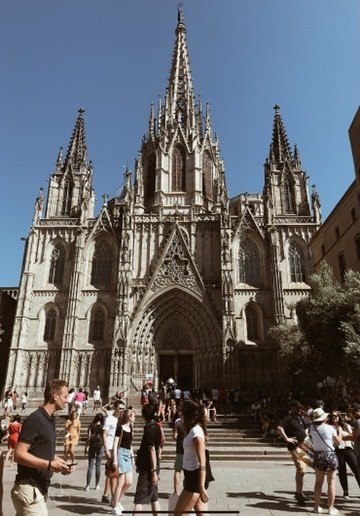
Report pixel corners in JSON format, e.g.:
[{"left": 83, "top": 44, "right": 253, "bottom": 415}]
[
  {"left": 268, "top": 323, "right": 309, "bottom": 376},
  {"left": 268, "top": 262, "right": 360, "bottom": 385}
]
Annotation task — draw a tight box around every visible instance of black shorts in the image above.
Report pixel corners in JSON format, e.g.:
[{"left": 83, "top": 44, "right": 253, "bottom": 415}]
[
  {"left": 133, "top": 470, "right": 158, "bottom": 504},
  {"left": 314, "top": 450, "right": 338, "bottom": 471},
  {"left": 183, "top": 468, "right": 200, "bottom": 493}
]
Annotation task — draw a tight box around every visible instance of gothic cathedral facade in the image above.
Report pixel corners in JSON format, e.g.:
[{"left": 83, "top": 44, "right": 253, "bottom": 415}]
[{"left": 5, "top": 10, "right": 321, "bottom": 399}]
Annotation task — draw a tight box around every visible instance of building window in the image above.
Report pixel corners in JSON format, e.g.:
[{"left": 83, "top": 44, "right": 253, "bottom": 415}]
[
  {"left": 202, "top": 152, "right": 213, "bottom": 199},
  {"left": 90, "top": 309, "right": 105, "bottom": 341},
  {"left": 335, "top": 226, "right": 340, "bottom": 240},
  {"left": 289, "top": 242, "right": 305, "bottom": 282},
  {"left": 238, "top": 238, "right": 260, "bottom": 286},
  {"left": 351, "top": 208, "right": 356, "bottom": 223},
  {"left": 282, "top": 176, "right": 295, "bottom": 214},
  {"left": 44, "top": 309, "right": 57, "bottom": 341},
  {"left": 145, "top": 153, "right": 156, "bottom": 204},
  {"left": 245, "top": 304, "right": 259, "bottom": 341},
  {"left": 91, "top": 241, "right": 113, "bottom": 287},
  {"left": 61, "top": 178, "right": 73, "bottom": 216},
  {"left": 338, "top": 252, "right": 346, "bottom": 282},
  {"left": 171, "top": 147, "right": 185, "bottom": 191},
  {"left": 49, "top": 244, "right": 65, "bottom": 284},
  {"left": 321, "top": 244, "right": 325, "bottom": 257},
  {"left": 355, "top": 235, "right": 360, "bottom": 260}
]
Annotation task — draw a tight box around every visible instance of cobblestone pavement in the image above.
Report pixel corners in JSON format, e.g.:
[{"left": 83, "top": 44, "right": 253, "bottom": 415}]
[{"left": 2, "top": 457, "right": 360, "bottom": 515}]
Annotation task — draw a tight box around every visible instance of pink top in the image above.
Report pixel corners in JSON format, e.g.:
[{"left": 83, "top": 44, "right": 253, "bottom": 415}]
[{"left": 74, "top": 391, "right": 86, "bottom": 402}]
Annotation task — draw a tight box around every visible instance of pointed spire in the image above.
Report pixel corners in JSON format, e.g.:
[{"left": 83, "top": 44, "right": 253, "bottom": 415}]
[
  {"left": 166, "top": 6, "right": 195, "bottom": 132},
  {"left": 205, "top": 102, "right": 211, "bottom": 132},
  {"left": 148, "top": 102, "right": 155, "bottom": 138},
  {"left": 269, "top": 105, "right": 292, "bottom": 163},
  {"left": 63, "top": 107, "right": 87, "bottom": 171},
  {"left": 55, "top": 146, "right": 63, "bottom": 172},
  {"left": 157, "top": 95, "right": 163, "bottom": 132},
  {"left": 293, "top": 144, "right": 301, "bottom": 168}
]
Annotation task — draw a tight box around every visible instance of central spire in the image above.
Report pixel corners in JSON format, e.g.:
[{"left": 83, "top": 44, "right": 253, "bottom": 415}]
[
  {"left": 166, "top": 6, "right": 195, "bottom": 131},
  {"left": 63, "top": 107, "right": 88, "bottom": 172},
  {"left": 269, "top": 104, "right": 292, "bottom": 164}
]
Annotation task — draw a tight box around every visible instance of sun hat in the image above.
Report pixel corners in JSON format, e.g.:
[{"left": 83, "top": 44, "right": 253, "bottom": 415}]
[{"left": 311, "top": 407, "right": 329, "bottom": 423}]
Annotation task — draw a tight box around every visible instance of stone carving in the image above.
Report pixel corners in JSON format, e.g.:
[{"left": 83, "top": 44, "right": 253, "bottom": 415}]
[{"left": 152, "top": 233, "right": 197, "bottom": 291}]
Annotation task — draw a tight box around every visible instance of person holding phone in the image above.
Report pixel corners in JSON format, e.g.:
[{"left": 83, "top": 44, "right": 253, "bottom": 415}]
[
  {"left": 174, "top": 400, "right": 209, "bottom": 515},
  {"left": 11, "top": 379, "right": 74, "bottom": 515}
]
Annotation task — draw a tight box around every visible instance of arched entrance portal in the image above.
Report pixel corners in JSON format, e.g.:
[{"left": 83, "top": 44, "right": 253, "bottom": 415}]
[
  {"left": 130, "top": 288, "right": 222, "bottom": 392},
  {"left": 159, "top": 354, "right": 193, "bottom": 390}
]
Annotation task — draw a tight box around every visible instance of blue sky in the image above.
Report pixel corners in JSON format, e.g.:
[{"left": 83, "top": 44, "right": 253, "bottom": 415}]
[{"left": 1, "top": 0, "right": 359, "bottom": 286}]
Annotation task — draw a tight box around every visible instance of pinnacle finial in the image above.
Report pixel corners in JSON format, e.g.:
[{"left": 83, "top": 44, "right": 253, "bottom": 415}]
[
  {"left": 177, "top": 3, "right": 184, "bottom": 23},
  {"left": 273, "top": 104, "right": 280, "bottom": 112}
]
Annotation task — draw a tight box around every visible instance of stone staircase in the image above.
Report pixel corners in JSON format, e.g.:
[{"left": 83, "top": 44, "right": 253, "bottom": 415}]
[{"left": 54, "top": 404, "right": 289, "bottom": 462}]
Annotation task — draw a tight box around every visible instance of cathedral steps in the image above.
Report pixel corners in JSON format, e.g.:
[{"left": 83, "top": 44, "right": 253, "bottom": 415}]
[{"left": 53, "top": 411, "right": 288, "bottom": 462}]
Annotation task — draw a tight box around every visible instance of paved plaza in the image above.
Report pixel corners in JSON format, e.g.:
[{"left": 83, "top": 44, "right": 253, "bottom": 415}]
[{"left": 1, "top": 457, "right": 360, "bottom": 515}]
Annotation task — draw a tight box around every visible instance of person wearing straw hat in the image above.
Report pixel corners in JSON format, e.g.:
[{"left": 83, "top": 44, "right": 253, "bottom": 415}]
[{"left": 309, "top": 407, "right": 342, "bottom": 514}]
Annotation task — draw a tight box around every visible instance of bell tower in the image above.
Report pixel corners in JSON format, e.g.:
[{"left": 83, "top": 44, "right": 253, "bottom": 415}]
[
  {"left": 263, "top": 105, "right": 312, "bottom": 224},
  {"left": 134, "top": 7, "right": 227, "bottom": 215},
  {"left": 44, "top": 108, "right": 95, "bottom": 222}
]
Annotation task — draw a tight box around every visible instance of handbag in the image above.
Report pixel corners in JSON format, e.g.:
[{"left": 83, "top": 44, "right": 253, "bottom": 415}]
[
  {"left": 294, "top": 433, "right": 314, "bottom": 467},
  {"left": 205, "top": 449, "right": 215, "bottom": 488},
  {"left": 105, "top": 458, "right": 119, "bottom": 478}
]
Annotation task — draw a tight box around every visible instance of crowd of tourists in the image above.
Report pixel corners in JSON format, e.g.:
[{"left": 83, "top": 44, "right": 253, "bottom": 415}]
[
  {"left": 2, "top": 379, "right": 214, "bottom": 515},
  {"left": 273, "top": 390, "right": 360, "bottom": 515},
  {"left": 5, "top": 378, "right": 360, "bottom": 515}
]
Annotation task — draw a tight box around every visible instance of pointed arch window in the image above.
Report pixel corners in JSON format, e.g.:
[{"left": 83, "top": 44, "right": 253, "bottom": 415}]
[
  {"left": 145, "top": 153, "right": 156, "bottom": 204},
  {"left": 49, "top": 244, "right": 65, "bottom": 284},
  {"left": 238, "top": 238, "right": 260, "bottom": 286},
  {"left": 289, "top": 241, "right": 305, "bottom": 282},
  {"left": 61, "top": 178, "right": 73, "bottom": 216},
  {"left": 90, "top": 309, "right": 105, "bottom": 341},
  {"left": 245, "top": 304, "right": 259, "bottom": 341},
  {"left": 282, "top": 176, "right": 295, "bottom": 213},
  {"left": 91, "top": 241, "right": 113, "bottom": 287},
  {"left": 202, "top": 152, "right": 213, "bottom": 199},
  {"left": 44, "top": 309, "right": 57, "bottom": 341},
  {"left": 171, "top": 146, "right": 185, "bottom": 191}
]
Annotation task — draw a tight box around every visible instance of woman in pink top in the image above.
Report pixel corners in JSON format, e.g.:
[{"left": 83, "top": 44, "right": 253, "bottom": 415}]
[{"left": 74, "top": 387, "right": 86, "bottom": 416}]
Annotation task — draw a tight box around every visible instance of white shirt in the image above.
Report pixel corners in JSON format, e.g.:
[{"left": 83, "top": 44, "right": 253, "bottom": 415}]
[
  {"left": 93, "top": 388, "right": 101, "bottom": 401},
  {"left": 310, "top": 423, "right": 337, "bottom": 451},
  {"left": 183, "top": 424, "right": 205, "bottom": 471},
  {"left": 103, "top": 414, "right": 118, "bottom": 450}
]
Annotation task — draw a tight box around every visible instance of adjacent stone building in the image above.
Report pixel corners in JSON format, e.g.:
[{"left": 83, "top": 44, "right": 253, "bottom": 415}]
[
  {"left": 5, "top": 9, "right": 321, "bottom": 399},
  {"left": 310, "top": 107, "right": 360, "bottom": 282}
]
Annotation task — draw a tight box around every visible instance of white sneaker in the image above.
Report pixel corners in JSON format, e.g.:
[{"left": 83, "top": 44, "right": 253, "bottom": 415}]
[
  {"left": 111, "top": 507, "right": 122, "bottom": 516},
  {"left": 84, "top": 486, "right": 90, "bottom": 491},
  {"left": 328, "top": 509, "right": 339, "bottom": 515},
  {"left": 95, "top": 484, "right": 100, "bottom": 490},
  {"left": 312, "top": 508, "right": 326, "bottom": 514}
]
